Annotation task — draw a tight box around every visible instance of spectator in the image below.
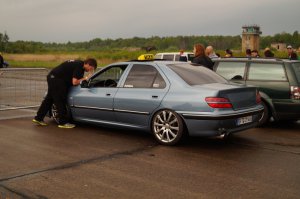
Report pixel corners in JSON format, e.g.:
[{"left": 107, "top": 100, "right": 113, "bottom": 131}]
[
  {"left": 205, "top": 46, "right": 219, "bottom": 59},
  {"left": 251, "top": 49, "right": 260, "bottom": 58},
  {"left": 245, "top": 49, "right": 252, "bottom": 57},
  {"left": 0, "top": 53, "right": 3, "bottom": 68},
  {"left": 178, "top": 49, "right": 188, "bottom": 62},
  {"left": 287, "top": 45, "right": 298, "bottom": 60},
  {"left": 264, "top": 48, "right": 274, "bottom": 58},
  {"left": 192, "top": 43, "right": 214, "bottom": 70},
  {"left": 225, "top": 49, "right": 233, "bottom": 58}
]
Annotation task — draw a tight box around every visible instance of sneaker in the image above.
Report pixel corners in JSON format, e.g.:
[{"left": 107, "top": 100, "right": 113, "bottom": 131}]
[
  {"left": 32, "top": 119, "right": 48, "bottom": 126},
  {"left": 58, "top": 123, "right": 76, "bottom": 129}
]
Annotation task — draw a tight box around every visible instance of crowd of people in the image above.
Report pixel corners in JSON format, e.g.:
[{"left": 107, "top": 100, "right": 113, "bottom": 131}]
[{"left": 179, "top": 43, "right": 299, "bottom": 69}]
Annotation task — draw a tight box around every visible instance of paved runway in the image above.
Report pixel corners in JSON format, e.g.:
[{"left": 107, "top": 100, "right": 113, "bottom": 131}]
[{"left": 0, "top": 113, "right": 299, "bottom": 199}]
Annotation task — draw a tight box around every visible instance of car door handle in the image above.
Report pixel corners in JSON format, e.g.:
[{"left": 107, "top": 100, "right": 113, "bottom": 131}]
[
  {"left": 106, "top": 93, "right": 111, "bottom": 96},
  {"left": 152, "top": 95, "right": 158, "bottom": 98}
]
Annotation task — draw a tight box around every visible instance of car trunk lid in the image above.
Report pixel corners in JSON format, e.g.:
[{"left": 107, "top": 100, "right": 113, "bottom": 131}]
[{"left": 194, "top": 83, "right": 258, "bottom": 110}]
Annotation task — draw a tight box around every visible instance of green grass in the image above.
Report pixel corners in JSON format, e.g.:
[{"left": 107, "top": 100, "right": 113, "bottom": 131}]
[
  {"left": 5, "top": 49, "right": 291, "bottom": 69},
  {"left": 7, "top": 61, "right": 62, "bottom": 68},
  {"left": 5, "top": 50, "right": 155, "bottom": 68}
]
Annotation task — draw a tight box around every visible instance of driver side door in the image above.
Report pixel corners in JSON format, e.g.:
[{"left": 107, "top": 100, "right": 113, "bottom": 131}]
[{"left": 71, "top": 64, "right": 128, "bottom": 124}]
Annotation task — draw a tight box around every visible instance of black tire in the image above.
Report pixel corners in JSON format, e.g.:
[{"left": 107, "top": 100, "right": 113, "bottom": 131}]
[
  {"left": 257, "top": 101, "right": 270, "bottom": 127},
  {"left": 151, "top": 109, "right": 184, "bottom": 146},
  {"left": 51, "top": 104, "right": 72, "bottom": 124}
]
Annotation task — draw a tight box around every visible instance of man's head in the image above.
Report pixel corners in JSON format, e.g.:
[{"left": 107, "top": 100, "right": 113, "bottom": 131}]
[
  {"left": 287, "top": 45, "right": 293, "bottom": 54},
  {"left": 205, "top": 46, "right": 214, "bottom": 55},
  {"left": 246, "top": 49, "right": 251, "bottom": 55},
  {"left": 251, "top": 49, "right": 259, "bottom": 57},
  {"left": 83, "top": 58, "right": 97, "bottom": 72}
]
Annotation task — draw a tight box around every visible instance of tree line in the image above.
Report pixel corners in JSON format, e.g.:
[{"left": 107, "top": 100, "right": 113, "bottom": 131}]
[{"left": 0, "top": 31, "right": 299, "bottom": 53}]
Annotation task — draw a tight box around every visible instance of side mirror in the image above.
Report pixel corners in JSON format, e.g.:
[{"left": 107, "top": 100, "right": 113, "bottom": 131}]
[{"left": 80, "top": 80, "right": 89, "bottom": 88}]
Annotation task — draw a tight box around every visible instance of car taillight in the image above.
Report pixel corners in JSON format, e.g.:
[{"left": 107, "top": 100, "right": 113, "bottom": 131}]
[
  {"left": 291, "top": 86, "right": 300, "bottom": 100},
  {"left": 205, "top": 97, "right": 233, "bottom": 108},
  {"left": 256, "top": 90, "right": 262, "bottom": 104}
]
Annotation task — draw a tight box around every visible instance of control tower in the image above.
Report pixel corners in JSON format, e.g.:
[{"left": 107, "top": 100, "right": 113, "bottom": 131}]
[{"left": 242, "top": 25, "right": 262, "bottom": 52}]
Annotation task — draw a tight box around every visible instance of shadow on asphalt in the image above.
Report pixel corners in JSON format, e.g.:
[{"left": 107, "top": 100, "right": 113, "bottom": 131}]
[{"left": 48, "top": 118, "right": 299, "bottom": 149}]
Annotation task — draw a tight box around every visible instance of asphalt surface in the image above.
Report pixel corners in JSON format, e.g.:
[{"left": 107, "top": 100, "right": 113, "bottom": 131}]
[{"left": 0, "top": 109, "right": 299, "bottom": 199}]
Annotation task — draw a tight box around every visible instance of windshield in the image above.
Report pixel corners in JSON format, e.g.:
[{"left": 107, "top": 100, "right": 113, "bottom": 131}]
[
  {"left": 167, "top": 63, "right": 227, "bottom": 85},
  {"left": 292, "top": 63, "right": 300, "bottom": 83}
]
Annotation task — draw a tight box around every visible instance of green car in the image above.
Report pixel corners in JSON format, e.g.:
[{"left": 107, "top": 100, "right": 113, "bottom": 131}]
[{"left": 213, "top": 58, "right": 300, "bottom": 126}]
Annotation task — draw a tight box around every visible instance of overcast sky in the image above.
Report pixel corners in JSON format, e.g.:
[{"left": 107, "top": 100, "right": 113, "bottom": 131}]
[{"left": 0, "top": 0, "right": 299, "bottom": 43}]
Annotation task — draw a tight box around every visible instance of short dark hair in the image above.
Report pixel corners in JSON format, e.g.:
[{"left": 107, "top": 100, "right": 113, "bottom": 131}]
[{"left": 84, "top": 58, "right": 97, "bottom": 69}]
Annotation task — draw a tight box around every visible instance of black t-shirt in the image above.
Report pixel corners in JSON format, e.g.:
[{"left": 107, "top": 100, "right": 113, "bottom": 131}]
[{"left": 50, "top": 60, "right": 84, "bottom": 87}]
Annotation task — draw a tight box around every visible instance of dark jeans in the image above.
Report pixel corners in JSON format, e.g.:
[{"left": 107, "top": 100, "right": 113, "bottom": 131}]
[{"left": 35, "top": 75, "right": 69, "bottom": 125}]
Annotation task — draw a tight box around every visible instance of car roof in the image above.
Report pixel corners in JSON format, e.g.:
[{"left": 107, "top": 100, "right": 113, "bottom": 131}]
[{"left": 213, "top": 57, "right": 300, "bottom": 63}]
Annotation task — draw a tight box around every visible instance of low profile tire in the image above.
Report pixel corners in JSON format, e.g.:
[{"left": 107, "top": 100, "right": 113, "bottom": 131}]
[
  {"left": 152, "top": 109, "right": 184, "bottom": 146},
  {"left": 51, "top": 104, "right": 72, "bottom": 124},
  {"left": 257, "top": 101, "right": 270, "bottom": 127}
]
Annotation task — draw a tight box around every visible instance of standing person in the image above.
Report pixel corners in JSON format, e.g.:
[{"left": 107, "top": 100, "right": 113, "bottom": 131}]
[
  {"left": 251, "top": 49, "right": 260, "bottom": 58},
  {"left": 245, "top": 49, "right": 252, "bottom": 57},
  {"left": 264, "top": 48, "right": 274, "bottom": 58},
  {"left": 225, "top": 49, "right": 233, "bottom": 58},
  {"left": 287, "top": 45, "right": 298, "bottom": 60},
  {"left": 192, "top": 44, "right": 214, "bottom": 70},
  {"left": 178, "top": 49, "right": 187, "bottom": 62},
  {"left": 205, "top": 46, "right": 219, "bottom": 59},
  {"left": 0, "top": 53, "right": 4, "bottom": 68},
  {"left": 33, "top": 58, "right": 97, "bottom": 128}
]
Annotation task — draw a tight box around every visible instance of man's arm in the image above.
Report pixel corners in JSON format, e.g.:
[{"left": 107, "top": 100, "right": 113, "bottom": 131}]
[{"left": 72, "top": 76, "right": 88, "bottom": 86}]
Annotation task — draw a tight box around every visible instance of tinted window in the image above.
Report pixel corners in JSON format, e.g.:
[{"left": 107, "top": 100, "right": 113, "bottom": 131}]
[
  {"left": 216, "top": 62, "right": 246, "bottom": 80},
  {"left": 188, "top": 54, "right": 195, "bottom": 61},
  {"left": 175, "top": 55, "right": 180, "bottom": 61},
  {"left": 248, "top": 63, "right": 287, "bottom": 81},
  {"left": 124, "top": 64, "right": 166, "bottom": 88},
  {"left": 168, "top": 63, "right": 227, "bottom": 85},
  {"left": 292, "top": 63, "right": 300, "bottom": 83},
  {"left": 163, "top": 54, "right": 174, "bottom": 61},
  {"left": 89, "top": 65, "right": 127, "bottom": 87}
]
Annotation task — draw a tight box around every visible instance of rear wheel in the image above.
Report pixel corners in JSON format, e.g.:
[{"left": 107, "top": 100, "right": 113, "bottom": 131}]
[
  {"left": 257, "top": 101, "right": 270, "bottom": 127},
  {"left": 152, "top": 109, "right": 184, "bottom": 146}
]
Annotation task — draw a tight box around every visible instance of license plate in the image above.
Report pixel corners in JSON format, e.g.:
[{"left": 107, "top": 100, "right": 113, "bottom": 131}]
[{"left": 236, "top": 116, "right": 253, "bottom": 126}]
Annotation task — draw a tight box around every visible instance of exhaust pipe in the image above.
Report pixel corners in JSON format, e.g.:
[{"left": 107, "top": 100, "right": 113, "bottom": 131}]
[{"left": 216, "top": 128, "right": 230, "bottom": 139}]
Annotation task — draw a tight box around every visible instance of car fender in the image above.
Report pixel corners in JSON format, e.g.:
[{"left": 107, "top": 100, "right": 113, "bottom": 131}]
[{"left": 259, "top": 91, "right": 278, "bottom": 120}]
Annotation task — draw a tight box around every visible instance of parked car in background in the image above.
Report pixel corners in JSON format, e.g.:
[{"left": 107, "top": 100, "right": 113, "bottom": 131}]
[
  {"left": 50, "top": 60, "right": 263, "bottom": 145},
  {"left": 154, "top": 52, "right": 194, "bottom": 62},
  {"left": 213, "top": 58, "right": 300, "bottom": 126}
]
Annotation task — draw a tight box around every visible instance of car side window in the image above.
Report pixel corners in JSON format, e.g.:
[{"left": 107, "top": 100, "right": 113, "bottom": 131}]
[
  {"left": 292, "top": 63, "right": 300, "bottom": 83},
  {"left": 163, "top": 54, "right": 174, "bottom": 61},
  {"left": 216, "top": 62, "right": 246, "bottom": 80},
  {"left": 248, "top": 63, "right": 287, "bottom": 81},
  {"left": 89, "top": 65, "right": 128, "bottom": 88},
  {"left": 124, "top": 64, "right": 166, "bottom": 89}
]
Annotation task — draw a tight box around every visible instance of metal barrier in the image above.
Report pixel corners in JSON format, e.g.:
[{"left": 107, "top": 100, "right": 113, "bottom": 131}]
[{"left": 0, "top": 68, "right": 48, "bottom": 110}]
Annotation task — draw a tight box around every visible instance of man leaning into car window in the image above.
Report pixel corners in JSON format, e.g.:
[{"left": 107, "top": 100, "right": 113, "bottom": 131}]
[{"left": 32, "top": 58, "right": 97, "bottom": 128}]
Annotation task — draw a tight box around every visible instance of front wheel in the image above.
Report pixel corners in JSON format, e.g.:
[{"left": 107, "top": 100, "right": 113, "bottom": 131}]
[
  {"left": 51, "top": 104, "right": 72, "bottom": 124},
  {"left": 152, "top": 109, "right": 185, "bottom": 146}
]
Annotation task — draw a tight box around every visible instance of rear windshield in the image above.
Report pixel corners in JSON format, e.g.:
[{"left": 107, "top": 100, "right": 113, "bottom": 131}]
[
  {"left": 292, "top": 63, "right": 300, "bottom": 83},
  {"left": 167, "top": 63, "right": 227, "bottom": 85}
]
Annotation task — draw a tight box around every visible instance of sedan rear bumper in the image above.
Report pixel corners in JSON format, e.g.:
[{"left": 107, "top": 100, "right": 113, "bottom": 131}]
[{"left": 178, "top": 107, "right": 263, "bottom": 137}]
